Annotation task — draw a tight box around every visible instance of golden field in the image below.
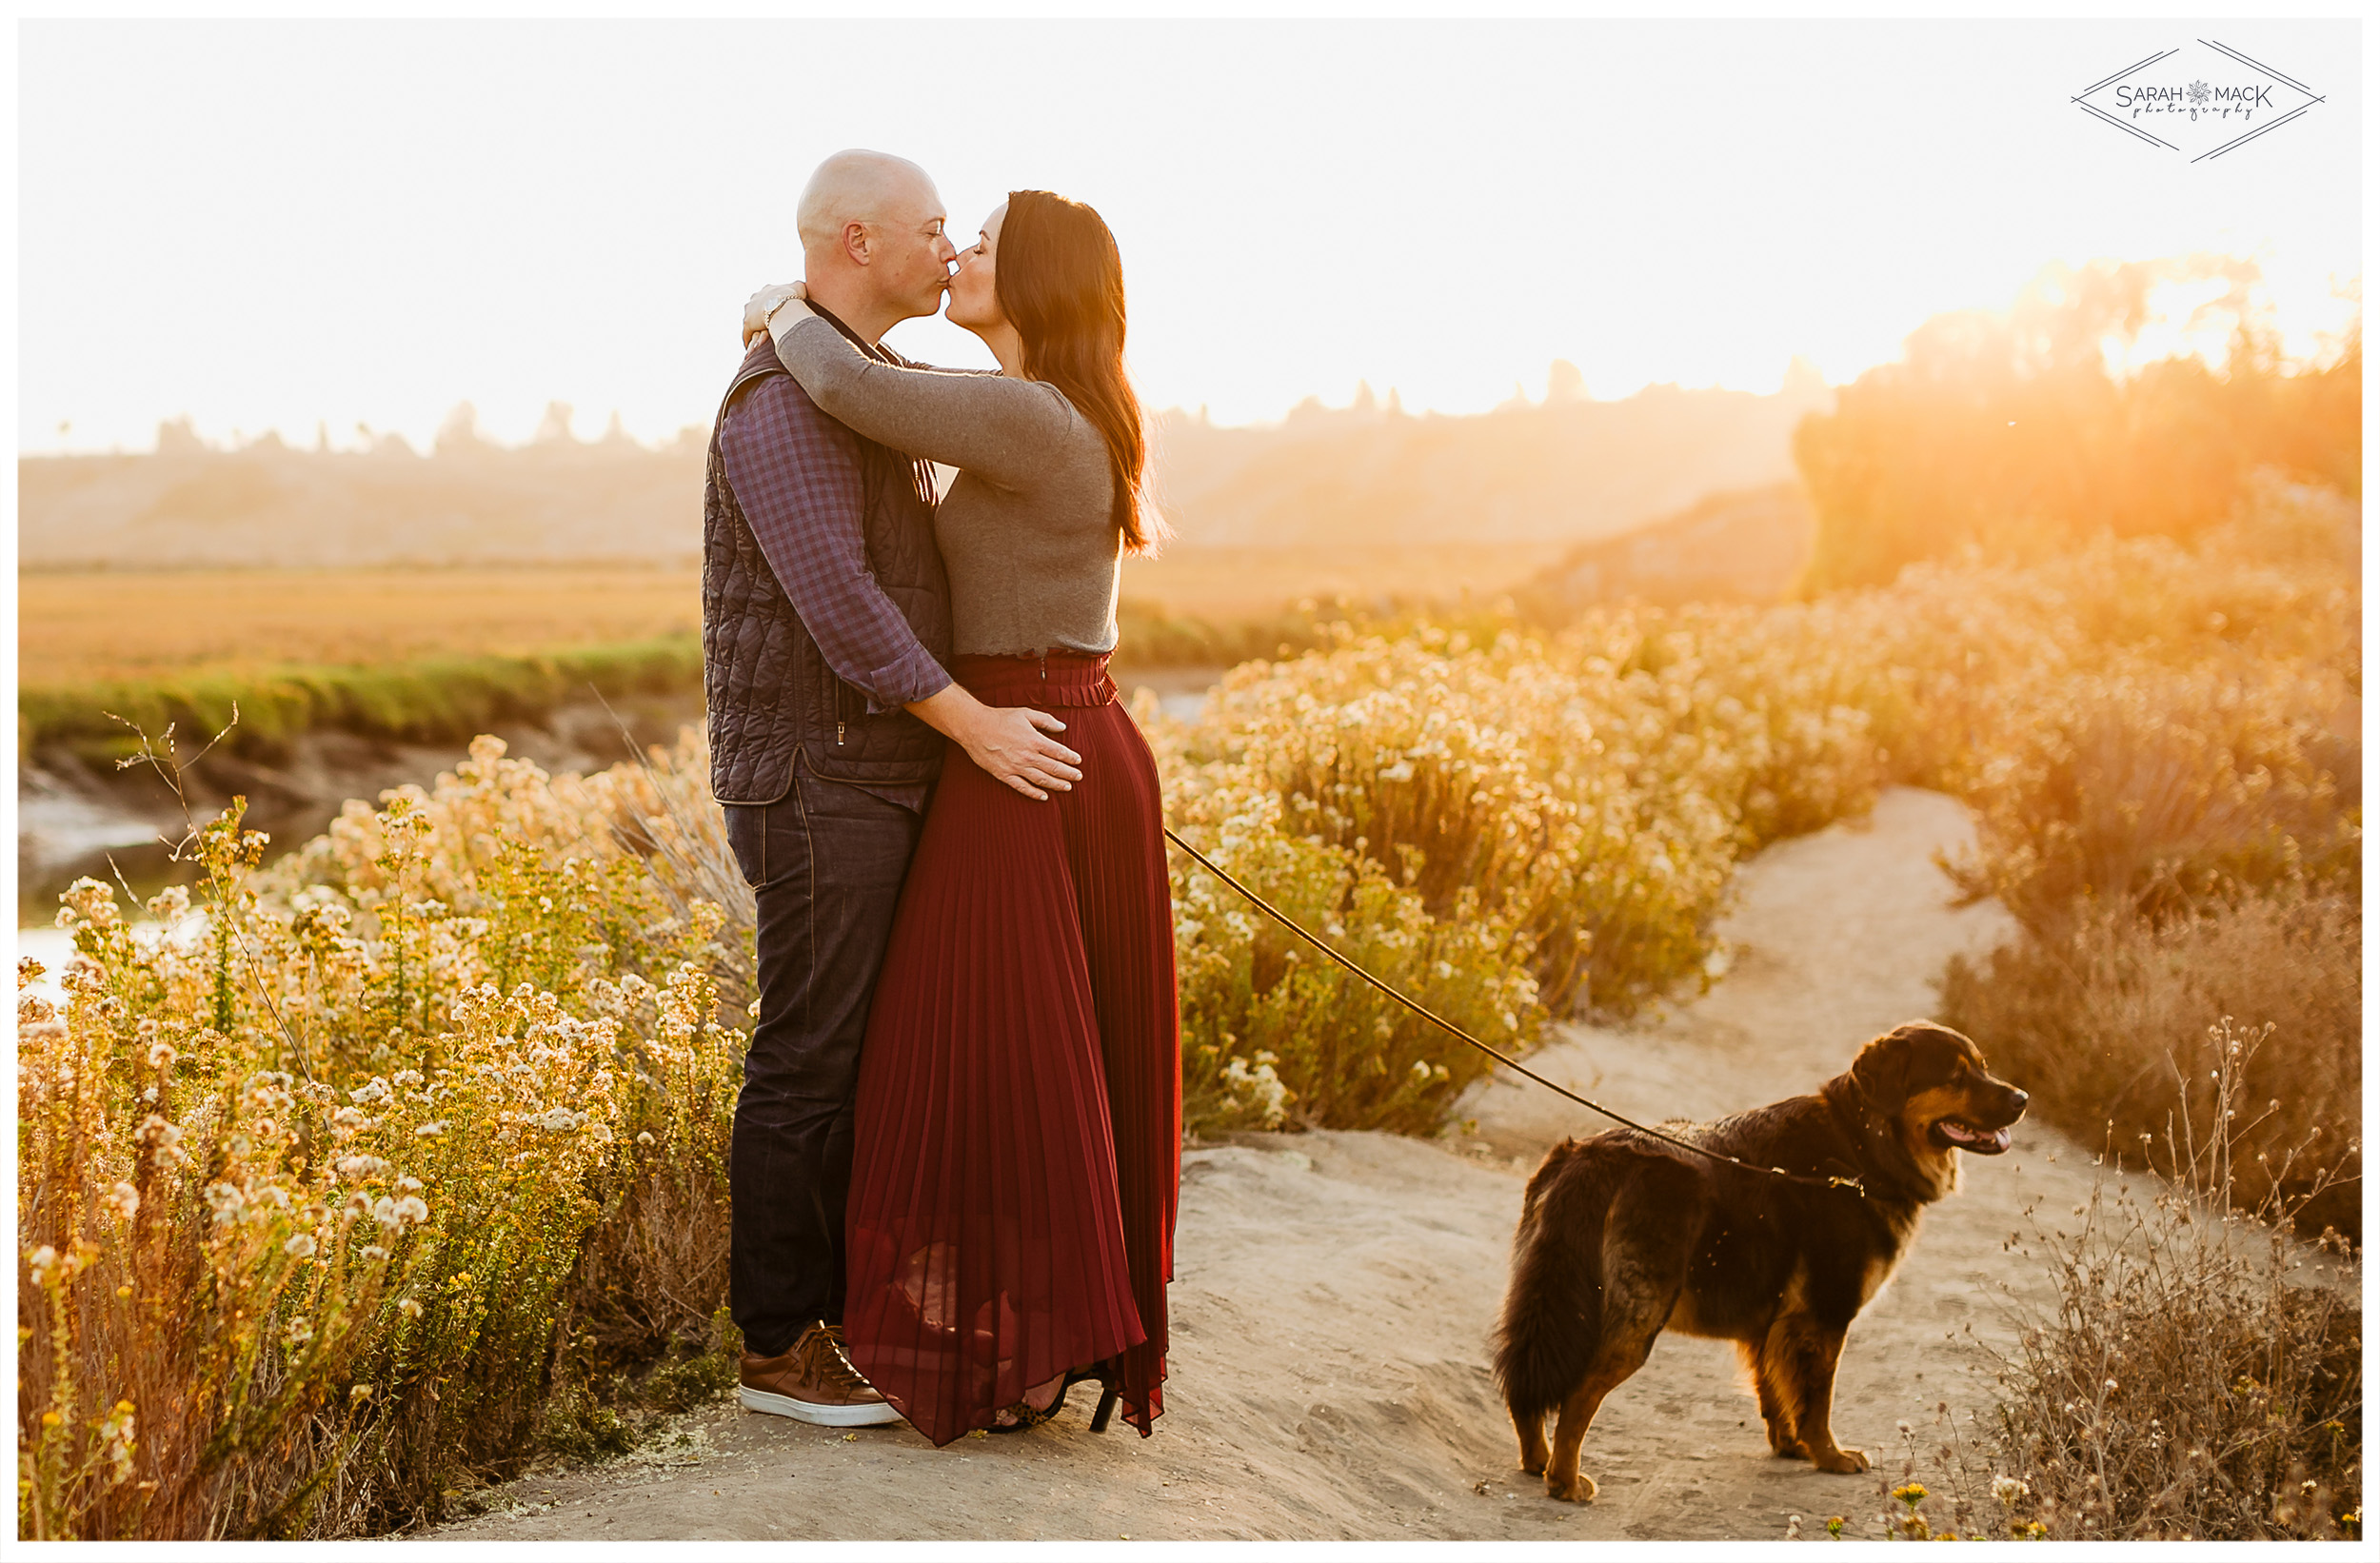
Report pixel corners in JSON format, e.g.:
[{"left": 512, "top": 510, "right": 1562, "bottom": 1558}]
[
  {"left": 20, "top": 545, "right": 1561, "bottom": 688},
  {"left": 17, "top": 568, "right": 707, "bottom": 686},
  {"left": 1122, "top": 540, "right": 1565, "bottom": 620}
]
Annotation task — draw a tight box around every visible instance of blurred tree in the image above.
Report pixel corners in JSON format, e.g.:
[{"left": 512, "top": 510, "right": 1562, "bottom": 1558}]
[{"left": 1794, "top": 259, "right": 2362, "bottom": 592}]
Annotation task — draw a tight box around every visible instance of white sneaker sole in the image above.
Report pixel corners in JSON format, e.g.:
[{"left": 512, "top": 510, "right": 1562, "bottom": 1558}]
[{"left": 738, "top": 1384, "right": 903, "bottom": 1427}]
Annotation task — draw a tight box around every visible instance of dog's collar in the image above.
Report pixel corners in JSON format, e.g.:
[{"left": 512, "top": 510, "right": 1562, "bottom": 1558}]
[{"left": 1822, "top": 1076, "right": 1930, "bottom": 1205}]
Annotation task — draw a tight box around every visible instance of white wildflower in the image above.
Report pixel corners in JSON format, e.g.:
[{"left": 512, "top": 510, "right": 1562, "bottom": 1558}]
[
  {"left": 284, "top": 1233, "right": 318, "bottom": 1258},
  {"left": 136, "top": 1114, "right": 186, "bottom": 1166},
  {"left": 1220, "top": 1056, "right": 1291, "bottom": 1129}
]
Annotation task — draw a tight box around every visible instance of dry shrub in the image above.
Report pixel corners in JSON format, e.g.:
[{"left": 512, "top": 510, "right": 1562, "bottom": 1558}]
[
  {"left": 1790, "top": 485, "right": 2363, "bottom": 802},
  {"left": 1944, "top": 658, "right": 2355, "bottom": 932},
  {"left": 1983, "top": 1021, "right": 2360, "bottom": 1540},
  {"left": 1913, "top": 483, "right": 2361, "bottom": 1233},
  {"left": 1941, "top": 891, "right": 2360, "bottom": 1237},
  {"left": 1811, "top": 1021, "right": 2360, "bottom": 1543}
]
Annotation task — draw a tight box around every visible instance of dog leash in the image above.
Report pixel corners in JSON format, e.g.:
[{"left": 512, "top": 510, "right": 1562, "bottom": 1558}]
[{"left": 1161, "top": 826, "right": 1866, "bottom": 1196}]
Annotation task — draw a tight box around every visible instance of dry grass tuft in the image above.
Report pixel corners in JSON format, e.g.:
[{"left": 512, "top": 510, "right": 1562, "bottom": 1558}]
[
  {"left": 1845, "top": 1021, "right": 2360, "bottom": 1542},
  {"left": 1942, "top": 891, "right": 2360, "bottom": 1237}
]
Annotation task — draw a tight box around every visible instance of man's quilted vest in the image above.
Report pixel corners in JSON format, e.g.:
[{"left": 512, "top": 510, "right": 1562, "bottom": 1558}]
[{"left": 702, "top": 340, "right": 951, "bottom": 805}]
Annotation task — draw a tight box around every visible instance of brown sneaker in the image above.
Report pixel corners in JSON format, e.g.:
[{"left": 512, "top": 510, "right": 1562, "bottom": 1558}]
[{"left": 739, "top": 1320, "right": 902, "bottom": 1427}]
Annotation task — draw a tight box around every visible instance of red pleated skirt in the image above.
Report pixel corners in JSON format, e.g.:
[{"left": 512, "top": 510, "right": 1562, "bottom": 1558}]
[{"left": 843, "top": 650, "right": 1180, "bottom": 1446}]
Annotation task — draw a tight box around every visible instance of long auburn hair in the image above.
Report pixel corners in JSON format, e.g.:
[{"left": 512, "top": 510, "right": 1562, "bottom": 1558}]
[{"left": 995, "top": 189, "right": 1165, "bottom": 553}]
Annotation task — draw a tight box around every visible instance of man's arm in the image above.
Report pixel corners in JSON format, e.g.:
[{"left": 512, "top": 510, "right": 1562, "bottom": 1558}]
[{"left": 719, "top": 376, "right": 1081, "bottom": 798}]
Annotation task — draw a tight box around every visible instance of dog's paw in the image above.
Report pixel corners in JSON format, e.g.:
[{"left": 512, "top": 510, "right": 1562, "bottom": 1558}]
[
  {"left": 1545, "top": 1472, "right": 1599, "bottom": 1504},
  {"left": 1812, "top": 1446, "right": 1870, "bottom": 1474},
  {"left": 1770, "top": 1437, "right": 1808, "bottom": 1459},
  {"left": 1518, "top": 1454, "right": 1547, "bottom": 1477}
]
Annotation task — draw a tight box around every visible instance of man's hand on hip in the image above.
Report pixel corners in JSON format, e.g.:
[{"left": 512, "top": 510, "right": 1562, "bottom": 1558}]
[
  {"left": 906, "top": 683, "right": 1083, "bottom": 801},
  {"left": 958, "top": 705, "right": 1083, "bottom": 801}
]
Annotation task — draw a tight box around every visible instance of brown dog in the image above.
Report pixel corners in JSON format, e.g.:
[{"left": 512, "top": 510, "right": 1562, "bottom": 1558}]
[{"left": 1492, "top": 1021, "right": 2027, "bottom": 1502}]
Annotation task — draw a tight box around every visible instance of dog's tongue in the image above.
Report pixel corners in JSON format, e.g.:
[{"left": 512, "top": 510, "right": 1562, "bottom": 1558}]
[{"left": 1940, "top": 1120, "right": 2013, "bottom": 1154}]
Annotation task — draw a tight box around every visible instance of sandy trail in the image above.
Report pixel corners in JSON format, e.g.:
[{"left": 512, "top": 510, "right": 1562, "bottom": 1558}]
[{"left": 428, "top": 788, "right": 2106, "bottom": 1541}]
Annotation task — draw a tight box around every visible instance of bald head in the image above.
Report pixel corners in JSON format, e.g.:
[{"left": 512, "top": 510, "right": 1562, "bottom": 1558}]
[
  {"left": 797, "top": 149, "right": 939, "bottom": 254},
  {"left": 790, "top": 149, "right": 955, "bottom": 342}
]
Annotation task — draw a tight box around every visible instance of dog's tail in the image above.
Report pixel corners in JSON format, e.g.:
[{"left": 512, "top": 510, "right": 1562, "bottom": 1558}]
[{"left": 1492, "top": 1140, "right": 1614, "bottom": 1423}]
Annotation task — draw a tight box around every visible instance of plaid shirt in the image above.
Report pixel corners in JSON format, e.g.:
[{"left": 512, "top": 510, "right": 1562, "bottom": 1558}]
[{"left": 717, "top": 320, "right": 951, "bottom": 719}]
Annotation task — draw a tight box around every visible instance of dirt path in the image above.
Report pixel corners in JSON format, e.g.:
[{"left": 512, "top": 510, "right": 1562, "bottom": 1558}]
[{"left": 428, "top": 787, "right": 2105, "bottom": 1541}]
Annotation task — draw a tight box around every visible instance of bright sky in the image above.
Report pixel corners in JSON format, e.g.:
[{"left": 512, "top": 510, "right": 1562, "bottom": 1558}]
[{"left": 19, "top": 16, "right": 2362, "bottom": 453}]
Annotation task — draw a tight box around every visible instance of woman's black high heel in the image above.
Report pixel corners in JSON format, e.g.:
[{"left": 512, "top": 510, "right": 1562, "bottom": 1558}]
[{"left": 1061, "top": 1363, "right": 1121, "bottom": 1433}]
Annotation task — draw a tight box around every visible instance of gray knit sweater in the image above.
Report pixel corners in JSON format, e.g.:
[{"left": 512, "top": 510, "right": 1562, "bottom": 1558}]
[{"left": 772, "top": 313, "right": 1120, "bottom": 660}]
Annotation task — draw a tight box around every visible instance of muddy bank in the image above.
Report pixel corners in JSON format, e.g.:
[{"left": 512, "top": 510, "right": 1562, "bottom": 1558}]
[
  {"left": 16, "top": 693, "right": 704, "bottom": 921},
  {"left": 16, "top": 670, "right": 1224, "bottom": 923}
]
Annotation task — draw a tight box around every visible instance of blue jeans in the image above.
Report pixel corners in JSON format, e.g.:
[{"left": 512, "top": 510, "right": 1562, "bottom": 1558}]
[{"left": 724, "top": 762, "right": 923, "bottom": 1356}]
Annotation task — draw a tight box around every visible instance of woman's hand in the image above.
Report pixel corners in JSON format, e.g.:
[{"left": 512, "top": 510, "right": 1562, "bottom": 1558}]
[{"left": 740, "top": 281, "right": 811, "bottom": 346}]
